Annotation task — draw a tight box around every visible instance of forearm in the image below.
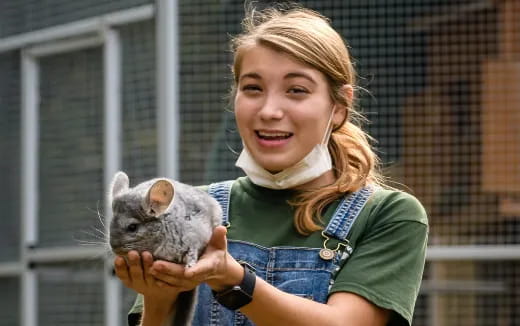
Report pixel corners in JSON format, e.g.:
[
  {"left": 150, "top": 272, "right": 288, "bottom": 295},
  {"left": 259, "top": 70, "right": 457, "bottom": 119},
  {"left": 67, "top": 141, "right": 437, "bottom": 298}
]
[
  {"left": 140, "top": 295, "right": 177, "bottom": 326},
  {"left": 240, "top": 277, "right": 341, "bottom": 326},
  {"left": 208, "top": 256, "right": 343, "bottom": 326}
]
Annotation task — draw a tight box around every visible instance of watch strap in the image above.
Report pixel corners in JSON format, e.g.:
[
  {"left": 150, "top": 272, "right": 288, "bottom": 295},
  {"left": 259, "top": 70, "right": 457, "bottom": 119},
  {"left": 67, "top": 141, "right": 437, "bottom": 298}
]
[
  {"left": 239, "top": 261, "right": 256, "bottom": 297},
  {"left": 213, "top": 261, "right": 256, "bottom": 310}
]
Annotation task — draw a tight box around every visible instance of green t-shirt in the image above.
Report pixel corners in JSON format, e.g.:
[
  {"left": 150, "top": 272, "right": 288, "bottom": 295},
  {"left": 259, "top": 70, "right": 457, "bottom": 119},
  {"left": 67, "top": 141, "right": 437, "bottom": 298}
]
[{"left": 129, "top": 177, "right": 428, "bottom": 326}]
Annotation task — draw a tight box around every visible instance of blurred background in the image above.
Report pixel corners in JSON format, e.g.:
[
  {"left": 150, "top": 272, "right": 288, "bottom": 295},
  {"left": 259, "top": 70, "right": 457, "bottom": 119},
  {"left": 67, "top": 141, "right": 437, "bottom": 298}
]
[{"left": 0, "top": 0, "right": 518, "bottom": 325}]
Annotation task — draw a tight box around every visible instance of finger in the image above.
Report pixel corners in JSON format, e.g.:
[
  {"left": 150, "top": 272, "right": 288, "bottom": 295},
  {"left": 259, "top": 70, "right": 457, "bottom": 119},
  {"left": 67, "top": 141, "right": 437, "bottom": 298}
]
[
  {"left": 151, "top": 269, "right": 192, "bottom": 288},
  {"left": 155, "top": 279, "right": 183, "bottom": 291},
  {"left": 141, "top": 251, "right": 155, "bottom": 285},
  {"left": 114, "top": 256, "right": 132, "bottom": 286},
  {"left": 185, "top": 255, "right": 220, "bottom": 280},
  {"left": 151, "top": 260, "right": 186, "bottom": 278},
  {"left": 149, "top": 261, "right": 188, "bottom": 287},
  {"left": 184, "top": 227, "right": 227, "bottom": 279},
  {"left": 127, "top": 251, "right": 145, "bottom": 283},
  {"left": 208, "top": 226, "right": 228, "bottom": 251}
]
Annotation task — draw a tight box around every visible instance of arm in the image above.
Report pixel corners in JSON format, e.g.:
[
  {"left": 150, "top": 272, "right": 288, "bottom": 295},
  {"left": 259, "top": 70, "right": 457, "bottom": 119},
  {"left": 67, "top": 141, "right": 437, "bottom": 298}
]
[
  {"left": 151, "top": 226, "right": 390, "bottom": 326},
  {"left": 211, "top": 251, "right": 389, "bottom": 326},
  {"left": 114, "top": 251, "right": 193, "bottom": 326},
  {"left": 140, "top": 296, "right": 175, "bottom": 326},
  {"left": 224, "top": 260, "right": 389, "bottom": 326},
  {"left": 244, "top": 279, "right": 389, "bottom": 326}
]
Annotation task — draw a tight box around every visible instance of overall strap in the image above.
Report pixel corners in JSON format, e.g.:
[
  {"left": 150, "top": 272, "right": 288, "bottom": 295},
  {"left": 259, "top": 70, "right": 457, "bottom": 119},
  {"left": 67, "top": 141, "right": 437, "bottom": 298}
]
[
  {"left": 207, "top": 180, "right": 234, "bottom": 226},
  {"left": 323, "top": 185, "right": 377, "bottom": 241}
]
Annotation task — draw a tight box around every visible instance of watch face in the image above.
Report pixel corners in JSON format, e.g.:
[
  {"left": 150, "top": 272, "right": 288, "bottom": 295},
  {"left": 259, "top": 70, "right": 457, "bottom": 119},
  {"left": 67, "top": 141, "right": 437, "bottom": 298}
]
[
  {"left": 217, "top": 286, "right": 252, "bottom": 310},
  {"left": 215, "top": 262, "right": 256, "bottom": 310}
]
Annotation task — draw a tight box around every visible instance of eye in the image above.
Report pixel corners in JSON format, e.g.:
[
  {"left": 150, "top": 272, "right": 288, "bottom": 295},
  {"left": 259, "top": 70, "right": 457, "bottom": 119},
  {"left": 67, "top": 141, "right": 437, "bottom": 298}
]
[
  {"left": 241, "top": 84, "right": 262, "bottom": 92},
  {"left": 126, "top": 223, "right": 138, "bottom": 232},
  {"left": 288, "top": 87, "right": 308, "bottom": 94}
]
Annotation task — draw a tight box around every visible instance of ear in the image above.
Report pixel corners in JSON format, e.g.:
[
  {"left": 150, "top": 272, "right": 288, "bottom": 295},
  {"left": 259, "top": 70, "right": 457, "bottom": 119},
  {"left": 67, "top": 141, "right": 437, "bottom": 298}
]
[
  {"left": 109, "top": 171, "right": 129, "bottom": 201},
  {"left": 145, "top": 179, "right": 174, "bottom": 217},
  {"left": 332, "top": 84, "right": 353, "bottom": 128}
]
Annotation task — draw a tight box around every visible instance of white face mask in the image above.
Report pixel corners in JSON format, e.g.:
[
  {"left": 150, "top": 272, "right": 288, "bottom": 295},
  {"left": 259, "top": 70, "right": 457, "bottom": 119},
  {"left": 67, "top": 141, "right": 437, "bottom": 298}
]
[{"left": 235, "top": 108, "right": 335, "bottom": 190}]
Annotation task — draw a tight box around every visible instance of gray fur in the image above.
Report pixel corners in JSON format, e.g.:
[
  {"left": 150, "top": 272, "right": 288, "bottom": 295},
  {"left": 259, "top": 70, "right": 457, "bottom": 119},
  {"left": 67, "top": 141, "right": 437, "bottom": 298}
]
[{"left": 108, "top": 171, "right": 222, "bottom": 326}]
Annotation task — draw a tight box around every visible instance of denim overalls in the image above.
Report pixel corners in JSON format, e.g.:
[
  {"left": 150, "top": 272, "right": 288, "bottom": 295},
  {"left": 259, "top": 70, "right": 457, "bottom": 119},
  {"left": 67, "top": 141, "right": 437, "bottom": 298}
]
[{"left": 192, "top": 181, "right": 376, "bottom": 326}]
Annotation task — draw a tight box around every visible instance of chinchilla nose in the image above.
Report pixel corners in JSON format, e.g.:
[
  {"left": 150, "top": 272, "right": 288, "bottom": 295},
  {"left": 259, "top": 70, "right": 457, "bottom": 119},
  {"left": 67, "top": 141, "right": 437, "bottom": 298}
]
[{"left": 109, "top": 235, "right": 121, "bottom": 250}]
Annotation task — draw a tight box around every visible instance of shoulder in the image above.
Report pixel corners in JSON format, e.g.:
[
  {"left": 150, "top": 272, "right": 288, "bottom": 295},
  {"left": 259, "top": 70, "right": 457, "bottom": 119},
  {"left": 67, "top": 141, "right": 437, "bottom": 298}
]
[
  {"left": 332, "top": 188, "right": 428, "bottom": 325},
  {"left": 364, "top": 187, "right": 428, "bottom": 227},
  {"left": 345, "top": 187, "right": 429, "bottom": 250}
]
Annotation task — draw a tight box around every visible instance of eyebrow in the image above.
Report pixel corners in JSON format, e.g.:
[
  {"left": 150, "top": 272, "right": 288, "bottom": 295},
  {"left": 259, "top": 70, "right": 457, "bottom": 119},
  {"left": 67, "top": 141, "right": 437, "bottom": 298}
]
[
  {"left": 239, "top": 71, "right": 317, "bottom": 85},
  {"left": 285, "top": 72, "right": 317, "bottom": 85},
  {"left": 239, "top": 72, "right": 262, "bottom": 82}
]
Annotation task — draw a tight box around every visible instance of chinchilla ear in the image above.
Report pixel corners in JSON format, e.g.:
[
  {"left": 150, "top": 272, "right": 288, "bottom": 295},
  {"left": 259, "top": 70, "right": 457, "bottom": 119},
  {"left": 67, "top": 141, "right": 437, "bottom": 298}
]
[
  {"left": 145, "top": 179, "right": 174, "bottom": 217},
  {"left": 110, "top": 171, "right": 130, "bottom": 201}
]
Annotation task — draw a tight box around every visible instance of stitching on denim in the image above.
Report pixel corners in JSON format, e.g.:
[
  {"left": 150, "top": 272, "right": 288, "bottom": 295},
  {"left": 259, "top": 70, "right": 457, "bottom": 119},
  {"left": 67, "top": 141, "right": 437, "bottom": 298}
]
[
  {"left": 208, "top": 180, "right": 234, "bottom": 225},
  {"left": 235, "top": 311, "right": 247, "bottom": 326},
  {"left": 210, "top": 295, "right": 220, "bottom": 325},
  {"left": 323, "top": 186, "right": 376, "bottom": 241},
  {"left": 267, "top": 248, "right": 276, "bottom": 285}
]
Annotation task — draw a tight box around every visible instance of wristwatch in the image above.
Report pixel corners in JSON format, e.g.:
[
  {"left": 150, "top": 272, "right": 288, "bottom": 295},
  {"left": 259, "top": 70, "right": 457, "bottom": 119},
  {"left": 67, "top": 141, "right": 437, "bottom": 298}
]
[{"left": 213, "top": 261, "right": 256, "bottom": 310}]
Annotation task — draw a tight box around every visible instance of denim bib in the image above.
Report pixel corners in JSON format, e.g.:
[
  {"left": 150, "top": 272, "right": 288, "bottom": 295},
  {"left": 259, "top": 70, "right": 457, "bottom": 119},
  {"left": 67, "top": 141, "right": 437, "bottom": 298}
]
[{"left": 192, "top": 181, "right": 375, "bottom": 326}]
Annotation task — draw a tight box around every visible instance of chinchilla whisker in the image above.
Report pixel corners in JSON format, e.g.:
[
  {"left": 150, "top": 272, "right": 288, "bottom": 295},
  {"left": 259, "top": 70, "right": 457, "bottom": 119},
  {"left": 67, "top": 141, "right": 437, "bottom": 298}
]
[
  {"left": 85, "top": 246, "right": 113, "bottom": 261},
  {"left": 86, "top": 202, "right": 107, "bottom": 228},
  {"left": 84, "top": 227, "right": 107, "bottom": 240},
  {"left": 86, "top": 204, "right": 106, "bottom": 220},
  {"left": 76, "top": 239, "right": 105, "bottom": 246},
  {"left": 97, "top": 209, "right": 106, "bottom": 228},
  {"left": 90, "top": 226, "right": 108, "bottom": 239},
  {"left": 74, "top": 229, "right": 108, "bottom": 246},
  {"left": 74, "top": 235, "right": 112, "bottom": 255}
]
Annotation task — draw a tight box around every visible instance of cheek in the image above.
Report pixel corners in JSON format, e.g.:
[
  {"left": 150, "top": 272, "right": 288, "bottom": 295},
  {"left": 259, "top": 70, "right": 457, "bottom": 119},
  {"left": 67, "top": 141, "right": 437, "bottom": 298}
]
[{"left": 234, "top": 98, "right": 252, "bottom": 133}]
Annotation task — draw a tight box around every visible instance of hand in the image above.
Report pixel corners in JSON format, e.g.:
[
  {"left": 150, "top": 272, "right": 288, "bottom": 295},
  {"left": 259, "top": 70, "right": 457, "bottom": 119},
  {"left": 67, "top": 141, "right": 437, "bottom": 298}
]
[
  {"left": 183, "top": 225, "right": 244, "bottom": 291},
  {"left": 113, "top": 251, "right": 181, "bottom": 302},
  {"left": 144, "top": 226, "right": 237, "bottom": 292}
]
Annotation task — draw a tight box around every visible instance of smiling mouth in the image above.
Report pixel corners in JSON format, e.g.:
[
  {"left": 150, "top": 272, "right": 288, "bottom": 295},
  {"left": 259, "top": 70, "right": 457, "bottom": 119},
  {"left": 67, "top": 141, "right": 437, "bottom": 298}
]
[{"left": 255, "top": 130, "right": 293, "bottom": 140}]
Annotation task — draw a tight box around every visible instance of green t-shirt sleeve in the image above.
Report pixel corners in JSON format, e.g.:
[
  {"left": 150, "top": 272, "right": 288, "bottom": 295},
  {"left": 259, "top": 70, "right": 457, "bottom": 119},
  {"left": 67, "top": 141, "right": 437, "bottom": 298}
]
[
  {"left": 128, "top": 294, "right": 143, "bottom": 326},
  {"left": 329, "top": 190, "right": 428, "bottom": 326}
]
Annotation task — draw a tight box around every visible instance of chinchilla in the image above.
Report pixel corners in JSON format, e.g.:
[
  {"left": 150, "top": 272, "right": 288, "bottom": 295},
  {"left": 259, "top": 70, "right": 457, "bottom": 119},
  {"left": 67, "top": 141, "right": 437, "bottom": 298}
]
[{"left": 108, "top": 171, "right": 222, "bottom": 326}]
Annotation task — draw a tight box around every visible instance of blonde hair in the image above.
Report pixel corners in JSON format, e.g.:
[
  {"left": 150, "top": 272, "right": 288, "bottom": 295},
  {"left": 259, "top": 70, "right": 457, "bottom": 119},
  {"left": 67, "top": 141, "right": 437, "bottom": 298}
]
[{"left": 231, "top": 6, "right": 384, "bottom": 235}]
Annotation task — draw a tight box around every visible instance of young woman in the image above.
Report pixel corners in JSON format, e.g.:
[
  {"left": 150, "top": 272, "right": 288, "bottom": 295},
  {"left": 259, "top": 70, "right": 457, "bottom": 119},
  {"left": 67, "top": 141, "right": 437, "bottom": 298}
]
[{"left": 114, "top": 6, "right": 428, "bottom": 326}]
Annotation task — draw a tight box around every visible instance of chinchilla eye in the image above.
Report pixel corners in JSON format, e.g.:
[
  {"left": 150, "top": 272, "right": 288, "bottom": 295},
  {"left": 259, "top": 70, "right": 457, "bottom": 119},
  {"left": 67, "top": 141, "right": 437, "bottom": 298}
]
[{"left": 127, "top": 223, "right": 138, "bottom": 232}]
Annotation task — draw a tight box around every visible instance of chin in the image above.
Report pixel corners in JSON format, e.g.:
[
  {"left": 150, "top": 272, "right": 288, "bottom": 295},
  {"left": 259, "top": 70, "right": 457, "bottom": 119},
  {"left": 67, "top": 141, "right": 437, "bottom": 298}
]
[
  {"left": 261, "top": 162, "right": 290, "bottom": 174},
  {"left": 249, "top": 150, "right": 299, "bottom": 173}
]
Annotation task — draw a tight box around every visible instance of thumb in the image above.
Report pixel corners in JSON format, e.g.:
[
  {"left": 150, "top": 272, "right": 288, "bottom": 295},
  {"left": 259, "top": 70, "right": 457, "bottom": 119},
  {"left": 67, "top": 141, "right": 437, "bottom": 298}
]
[{"left": 208, "top": 225, "right": 227, "bottom": 250}]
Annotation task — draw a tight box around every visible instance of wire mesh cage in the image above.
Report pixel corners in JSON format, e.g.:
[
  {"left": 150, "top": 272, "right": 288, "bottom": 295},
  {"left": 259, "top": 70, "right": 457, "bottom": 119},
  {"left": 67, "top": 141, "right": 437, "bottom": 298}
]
[
  {"left": 0, "top": 0, "right": 518, "bottom": 325},
  {"left": 0, "top": 51, "right": 21, "bottom": 263},
  {"left": 0, "top": 277, "right": 20, "bottom": 326},
  {"left": 38, "top": 48, "right": 105, "bottom": 248},
  {"left": 37, "top": 261, "right": 105, "bottom": 326}
]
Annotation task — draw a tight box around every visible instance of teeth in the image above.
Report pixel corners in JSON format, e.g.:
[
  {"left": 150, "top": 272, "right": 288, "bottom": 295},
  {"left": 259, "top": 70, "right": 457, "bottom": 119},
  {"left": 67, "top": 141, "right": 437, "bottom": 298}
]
[{"left": 258, "top": 131, "right": 291, "bottom": 137}]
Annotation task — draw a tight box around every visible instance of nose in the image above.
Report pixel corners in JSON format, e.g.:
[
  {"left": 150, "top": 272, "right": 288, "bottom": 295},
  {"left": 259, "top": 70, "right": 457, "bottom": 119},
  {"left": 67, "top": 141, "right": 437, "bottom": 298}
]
[
  {"left": 258, "top": 94, "right": 284, "bottom": 121},
  {"left": 109, "top": 237, "right": 120, "bottom": 251}
]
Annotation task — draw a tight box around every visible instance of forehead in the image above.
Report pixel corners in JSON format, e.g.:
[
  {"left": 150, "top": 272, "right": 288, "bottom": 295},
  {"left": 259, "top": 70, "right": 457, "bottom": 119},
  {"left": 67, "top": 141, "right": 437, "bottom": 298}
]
[{"left": 238, "top": 45, "right": 328, "bottom": 83}]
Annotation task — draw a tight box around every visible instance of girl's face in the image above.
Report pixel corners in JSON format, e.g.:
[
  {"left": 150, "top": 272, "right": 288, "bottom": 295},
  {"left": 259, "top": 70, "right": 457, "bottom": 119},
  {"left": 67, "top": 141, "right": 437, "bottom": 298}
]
[{"left": 234, "top": 45, "right": 345, "bottom": 173}]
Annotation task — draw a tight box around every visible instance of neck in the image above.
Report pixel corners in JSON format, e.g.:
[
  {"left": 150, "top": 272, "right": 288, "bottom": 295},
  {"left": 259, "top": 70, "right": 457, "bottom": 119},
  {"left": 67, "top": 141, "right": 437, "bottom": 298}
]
[{"left": 292, "top": 170, "right": 336, "bottom": 191}]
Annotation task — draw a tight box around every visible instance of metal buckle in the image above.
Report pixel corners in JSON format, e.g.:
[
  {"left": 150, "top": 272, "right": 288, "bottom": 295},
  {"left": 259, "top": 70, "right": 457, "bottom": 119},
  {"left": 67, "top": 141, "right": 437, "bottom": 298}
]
[{"left": 319, "top": 231, "right": 351, "bottom": 261}]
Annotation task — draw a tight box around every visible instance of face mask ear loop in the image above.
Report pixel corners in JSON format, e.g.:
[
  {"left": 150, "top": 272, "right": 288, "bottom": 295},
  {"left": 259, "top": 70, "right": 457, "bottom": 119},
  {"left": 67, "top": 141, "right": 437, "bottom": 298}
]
[{"left": 320, "top": 105, "right": 336, "bottom": 146}]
